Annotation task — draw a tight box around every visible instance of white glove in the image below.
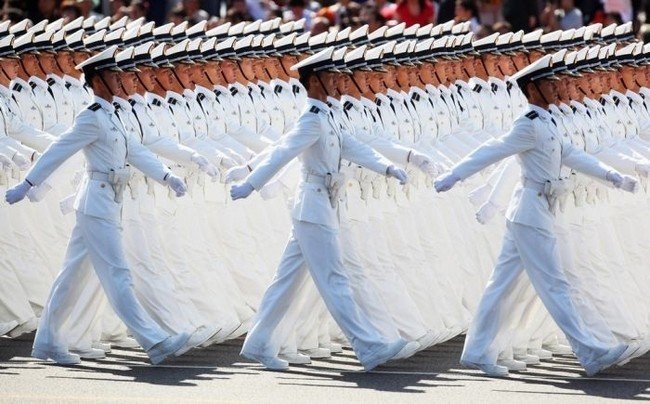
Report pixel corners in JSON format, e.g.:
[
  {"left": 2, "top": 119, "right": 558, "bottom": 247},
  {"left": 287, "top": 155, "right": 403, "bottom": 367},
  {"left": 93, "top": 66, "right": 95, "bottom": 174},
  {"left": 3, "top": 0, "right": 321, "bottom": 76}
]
[
  {"left": 0, "top": 153, "right": 12, "bottom": 169},
  {"left": 259, "top": 180, "right": 283, "bottom": 200},
  {"left": 165, "top": 174, "right": 187, "bottom": 197},
  {"left": 409, "top": 151, "right": 436, "bottom": 178},
  {"left": 224, "top": 165, "right": 251, "bottom": 184},
  {"left": 634, "top": 162, "right": 650, "bottom": 178},
  {"left": 475, "top": 201, "right": 499, "bottom": 225},
  {"left": 192, "top": 156, "right": 220, "bottom": 182},
  {"left": 468, "top": 184, "right": 493, "bottom": 207},
  {"left": 387, "top": 165, "right": 408, "bottom": 185},
  {"left": 607, "top": 171, "right": 638, "bottom": 193},
  {"left": 5, "top": 180, "right": 32, "bottom": 204},
  {"left": 220, "top": 156, "right": 237, "bottom": 170},
  {"left": 434, "top": 172, "right": 461, "bottom": 193},
  {"left": 230, "top": 181, "right": 254, "bottom": 200},
  {"left": 11, "top": 152, "right": 30, "bottom": 170},
  {"left": 27, "top": 181, "right": 52, "bottom": 202}
]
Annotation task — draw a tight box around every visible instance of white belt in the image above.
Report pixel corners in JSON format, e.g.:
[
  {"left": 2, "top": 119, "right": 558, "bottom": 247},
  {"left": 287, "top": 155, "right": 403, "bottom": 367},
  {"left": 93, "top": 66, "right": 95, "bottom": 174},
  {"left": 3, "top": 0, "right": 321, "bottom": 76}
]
[
  {"left": 302, "top": 172, "right": 327, "bottom": 185},
  {"left": 87, "top": 171, "right": 109, "bottom": 181},
  {"left": 522, "top": 177, "right": 546, "bottom": 193}
]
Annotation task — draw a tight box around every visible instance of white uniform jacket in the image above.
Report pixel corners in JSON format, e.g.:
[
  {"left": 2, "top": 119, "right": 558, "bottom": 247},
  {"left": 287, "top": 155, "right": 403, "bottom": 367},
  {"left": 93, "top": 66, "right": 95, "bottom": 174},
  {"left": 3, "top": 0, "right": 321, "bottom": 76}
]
[
  {"left": 25, "top": 96, "right": 171, "bottom": 222},
  {"left": 246, "top": 98, "right": 392, "bottom": 229},
  {"left": 451, "top": 105, "right": 613, "bottom": 231}
]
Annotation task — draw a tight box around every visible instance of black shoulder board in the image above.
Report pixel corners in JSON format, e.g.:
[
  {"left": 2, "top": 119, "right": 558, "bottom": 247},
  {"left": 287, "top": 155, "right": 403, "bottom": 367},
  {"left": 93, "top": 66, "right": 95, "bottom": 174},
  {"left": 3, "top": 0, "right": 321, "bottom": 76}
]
[
  {"left": 309, "top": 105, "right": 320, "bottom": 114},
  {"left": 65, "top": 82, "right": 72, "bottom": 90},
  {"left": 343, "top": 101, "right": 353, "bottom": 111},
  {"left": 274, "top": 84, "right": 282, "bottom": 94},
  {"left": 473, "top": 84, "right": 482, "bottom": 93},
  {"left": 491, "top": 83, "right": 498, "bottom": 93},
  {"left": 375, "top": 98, "right": 381, "bottom": 106},
  {"left": 29, "top": 82, "right": 37, "bottom": 90},
  {"left": 88, "top": 103, "right": 101, "bottom": 111},
  {"left": 230, "top": 87, "right": 238, "bottom": 96},
  {"left": 214, "top": 90, "right": 222, "bottom": 97},
  {"left": 46, "top": 78, "right": 56, "bottom": 86},
  {"left": 411, "top": 93, "right": 420, "bottom": 101},
  {"left": 12, "top": 83, "right": 22, "bottom": 92},
  {"left": 525, "top": 111, "right": 538, "bottom": 120},
  {"left": 292, "top": 84, "right": 300, "bottom": 94},
  {"left": 128, "top": 99, "right": 136, "bottom": 107},
  {"left": 167, "top": 98, "right": 177, "bottom": 105},
  {"left": 197, "top": 92, "right": 205, "bottom": 101}
]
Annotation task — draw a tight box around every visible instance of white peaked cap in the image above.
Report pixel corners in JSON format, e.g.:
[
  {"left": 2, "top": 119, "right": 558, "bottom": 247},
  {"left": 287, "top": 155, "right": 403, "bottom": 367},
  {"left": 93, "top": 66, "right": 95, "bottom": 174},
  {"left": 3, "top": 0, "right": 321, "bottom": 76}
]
[
  {"left": 76, "top": 45, "right": 119, "bottom": 71},
  {"left": 291, "top": 47, "right": 334, "bottom": 71},
  {"left": 94, "top": 16, "right": 111, "bottom": 32},
  {"left": 293, "top": 18, "right": 306, "bottom": 32},
  {"left": 109, "top": 15, "right": 129, "bottom": 31},
  {"left": 228, "top": 21, "right": 246, "bottom": 36},
  {"left": 206, "top": 22, "right": 231, "bottom": 38},
  {"left": 243, "top": 19, "right": 262, "bottom": 35},
  {"left": 216, "top": 36, "right": 236, "bottom": 52},
  {"left": 9, "top": 20, "right": 30, "bottom": 35},
  {"left": 125, "top": 17, "right": 145, "bottom": 31},
  {"left": 187, "top": 20, "right": 208, "bottom": 37},
  {"left": 367, "top": 26, "right": 388, "bottom": 42},
  {"left": 416, "top": 23, "right": 433, "bottom": 37}
]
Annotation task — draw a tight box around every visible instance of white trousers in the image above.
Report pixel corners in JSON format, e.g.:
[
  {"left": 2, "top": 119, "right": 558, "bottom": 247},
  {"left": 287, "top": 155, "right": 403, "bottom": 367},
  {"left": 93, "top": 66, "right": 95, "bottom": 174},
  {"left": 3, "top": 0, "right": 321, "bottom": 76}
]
[
  {"left": 33, "top": 212, "right": 168, "bottom": 353},
  {"left": 461, "top": 220, "right": 612, "bottom": 368},
  {"left": 241, "top": 219, "right": 394, "bottom": 366}
]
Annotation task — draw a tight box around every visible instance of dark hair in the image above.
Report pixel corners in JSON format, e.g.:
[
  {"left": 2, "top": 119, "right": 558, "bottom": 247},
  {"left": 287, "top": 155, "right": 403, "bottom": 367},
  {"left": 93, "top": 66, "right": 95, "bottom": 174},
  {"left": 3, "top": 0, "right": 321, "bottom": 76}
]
[
  {"left": 457, "top": 0, "right": 478, "bottom": 17},
  {"left": 298, "top": 69, "right": 313, "bottom": 91},
  {"left": 288, "top": 0, "right": 305, "bottom": 7},
  {"left": 82, "top": 67, "right": 98, "bottom": 89}
]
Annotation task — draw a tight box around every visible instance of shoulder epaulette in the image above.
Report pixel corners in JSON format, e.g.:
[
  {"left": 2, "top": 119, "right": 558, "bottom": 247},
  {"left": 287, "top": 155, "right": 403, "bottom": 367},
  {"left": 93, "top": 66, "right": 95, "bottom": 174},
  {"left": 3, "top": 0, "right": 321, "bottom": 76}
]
[
  {"left": 309, "top": 105, "right": 320, "bottom": 114},
  {"left": 88, "top": 103, "right": 101, "bottom": 111},
  {"left": 46, "top": 78, "right": 56, "bottom": 86},
  {"left": 12, "top": 83, "right": 22, "bottom": 92},
  {"left": 525, "top": 111, "right": 538, "bottom": 120}
]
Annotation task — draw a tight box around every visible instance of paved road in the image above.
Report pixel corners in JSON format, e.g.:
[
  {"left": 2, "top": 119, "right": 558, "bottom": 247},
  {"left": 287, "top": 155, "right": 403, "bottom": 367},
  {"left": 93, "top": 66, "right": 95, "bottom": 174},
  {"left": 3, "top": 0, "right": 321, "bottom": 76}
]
[{"left": 1, "top": 334, "right": 649, "bottom": 403}]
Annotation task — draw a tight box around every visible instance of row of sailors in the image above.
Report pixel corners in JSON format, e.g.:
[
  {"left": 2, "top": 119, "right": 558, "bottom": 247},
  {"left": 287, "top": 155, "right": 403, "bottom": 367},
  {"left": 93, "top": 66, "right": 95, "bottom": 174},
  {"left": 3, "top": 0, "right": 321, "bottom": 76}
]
[{"left": 0, "top": 17, "right": 647, "bottom": 367}]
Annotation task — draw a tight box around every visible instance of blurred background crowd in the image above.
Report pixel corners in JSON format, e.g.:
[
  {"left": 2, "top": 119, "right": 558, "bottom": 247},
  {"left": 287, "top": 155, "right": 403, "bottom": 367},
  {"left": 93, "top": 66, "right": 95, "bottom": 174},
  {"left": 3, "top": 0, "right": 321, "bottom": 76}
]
[{"left": 5, "top": 0, "right": 650, "bottom": 41}]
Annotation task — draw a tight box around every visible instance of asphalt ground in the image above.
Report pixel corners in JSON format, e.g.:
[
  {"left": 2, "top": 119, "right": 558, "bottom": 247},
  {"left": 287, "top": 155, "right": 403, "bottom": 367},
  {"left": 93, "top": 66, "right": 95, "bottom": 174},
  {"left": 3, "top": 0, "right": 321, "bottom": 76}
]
[{"left": 1, "top": 333, "right": 649, "bottom": 403}]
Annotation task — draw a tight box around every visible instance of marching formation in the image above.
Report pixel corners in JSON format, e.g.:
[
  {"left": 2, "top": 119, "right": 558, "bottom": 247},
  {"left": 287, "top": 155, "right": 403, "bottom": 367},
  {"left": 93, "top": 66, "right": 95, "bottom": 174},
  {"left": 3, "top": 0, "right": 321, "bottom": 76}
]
[{"left": 0, "top": 14, "right": 649, "bottom": 377}]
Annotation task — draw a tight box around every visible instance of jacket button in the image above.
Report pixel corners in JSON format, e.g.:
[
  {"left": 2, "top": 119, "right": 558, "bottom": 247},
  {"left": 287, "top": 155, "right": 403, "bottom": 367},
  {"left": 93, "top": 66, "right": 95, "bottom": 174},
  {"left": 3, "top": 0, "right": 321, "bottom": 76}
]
[
  {"left": 317, "top": 188, "right": 321, "bottom": 192},
  {"left": 101, "top": 183, "right": 106, "bottom": 188},
  {"left": 537, "top": 192, "right": 542, "bottom": 197}
]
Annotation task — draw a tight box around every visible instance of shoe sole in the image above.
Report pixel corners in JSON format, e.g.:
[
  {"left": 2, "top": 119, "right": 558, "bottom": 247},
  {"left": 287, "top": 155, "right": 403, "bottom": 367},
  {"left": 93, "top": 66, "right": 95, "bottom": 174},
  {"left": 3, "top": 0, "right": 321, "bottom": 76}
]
[{"left": 32, "top": 349, "right": 81, "bottom": 365}]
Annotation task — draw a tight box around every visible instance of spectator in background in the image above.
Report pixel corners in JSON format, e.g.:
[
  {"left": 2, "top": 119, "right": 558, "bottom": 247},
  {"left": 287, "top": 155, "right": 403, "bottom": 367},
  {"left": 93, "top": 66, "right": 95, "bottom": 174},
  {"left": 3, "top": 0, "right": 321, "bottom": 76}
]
[
  {"left": 502, "top": 0, "right": 538, "bottom": 32},
  {"left": 184, "top": 0, "right": 210, "bottom": 23},
  {"left": 168, "top": 3, "right": 187, "bottom": 24},
  {"left": 76, "top": 0, "right": 103, "bottom": 19},
  {"left": 283, "top": 0, "right": 315, "bottom": 30},
  {"left": 603, "top": 11, "right": 624, "bottom": 25},
  {"left": 130, "top": 0, "right": 148, "bottom": 21},
  {"left": 492, "top": 20, "right": 511, "bottom": 34},
  {"left": 394, "top": 0, "right": 435, "bottom": 27},
  {"left": 436, "top": 0, "right": 456, "bottom": 23},
  {"left": 31, "top": 0, "right": 59, "bottom": 22},
  {"left": 557, "top": 0, "right": 583, "bottom": 29},
  {"left": 225, "top": 0, "right": 253, "bottom": 23},
  {"left": 361, "top": 2, "right": 388, "bottom": 31},
  {"left": 369, "top": 0, "right": 395, "bottom": 21},
  {"left": 310, "top": 15, "right": 330, "bottom": 34},
  {"left": 476, "top": 23, "right": 494, "bottom": 38},
  {"left": 317, "top": 0, "right": 356, "bottom": 27},
  {"left": 60, "top": 0, "right": 82, "bottom": 22},
  {"left": 454, "top": 0, "right": 480, "bottom": 33},
  {"left": 3, "top": 0, "right": 27, "bottom": 22}
]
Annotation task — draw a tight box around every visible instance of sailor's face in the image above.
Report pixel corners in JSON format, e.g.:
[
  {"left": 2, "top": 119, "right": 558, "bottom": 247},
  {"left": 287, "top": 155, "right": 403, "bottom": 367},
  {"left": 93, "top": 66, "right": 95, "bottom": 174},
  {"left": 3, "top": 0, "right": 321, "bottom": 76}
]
[
  {"left": 511, "top": 52, "right": 529, "bottom": 71},
  {"left": 220, "top": 59, "right": 237, "bottom": 82},
  {"left": 56, "top": 51, "right": 76, "bottom": 73},
  {"left": 101, "top": 70, "right": 122, "bottom": 93},
  {"left": 1, "top": 58, "right": 20, "bottom": 77},
  {"left": 352, "top": 70, "right": 369, "bottom": 93},
  {"left": 537, "top": 78, "right": 559, "bottom": 102},
  {"left": 120, "top": 71, "right": 138, "bottom": 95},
  {"left": 239, "top": 57, "right": 255, "bottom": 79}
]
